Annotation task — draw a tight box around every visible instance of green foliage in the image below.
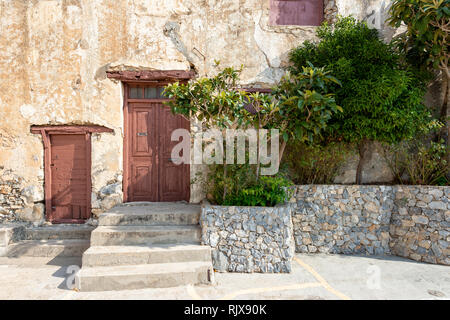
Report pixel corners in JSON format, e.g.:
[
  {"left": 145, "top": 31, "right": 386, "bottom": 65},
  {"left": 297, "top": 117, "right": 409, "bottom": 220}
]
[
  {"left": 289, "top": 16, "right": 432, "bottom": 145},
  {"left": 283, "top": 142, "right": 356, "bottom": 184},
  {"left": 227, "top": 176, "right": 294, "bottom": 207},
  {"left": 163, "top": 66, "right": 249, "bottom": 129},
  {"left": 206, "top": 163, "right": 293, "bottom": 206},
  {"left": 271, "top": 63, "right": 342, "bottom": 145},
  {"left": 164, "top": 64, "right": 338, "bottom": 203},
  {"left": 383, "top": 137, "right": 449, "bottom": 186},
  {"left": 388, "top": 0, "right": 450, "bottom": 72}
]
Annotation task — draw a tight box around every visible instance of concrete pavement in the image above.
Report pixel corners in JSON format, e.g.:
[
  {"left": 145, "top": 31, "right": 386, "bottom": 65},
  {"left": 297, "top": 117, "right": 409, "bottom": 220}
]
[{"left": 0, "top": 254, "right": 448, "bottom": 300}]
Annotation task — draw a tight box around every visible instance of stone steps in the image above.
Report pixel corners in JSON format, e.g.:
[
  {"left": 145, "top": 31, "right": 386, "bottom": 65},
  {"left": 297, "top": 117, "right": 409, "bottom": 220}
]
[
  {"left": 90, "top": 225, "right": 201, "bottom": 246},
  {"left": 76, "top": 261, "right": 213, "bottom": 292},
  {"left": 6, "top": 239, "right": 90, "bottom": 257},
  {"left": 24, "top": 224, "right": 94, "bottom": 240},
  {"left": 98, "top": 202, "right": 200, "bottom": 226},
  {"left": 82, "top": 244, "right": 211, "bottom": 267},
  {"left": 76, "top": 202, "right": 213, "bottom": 291}
]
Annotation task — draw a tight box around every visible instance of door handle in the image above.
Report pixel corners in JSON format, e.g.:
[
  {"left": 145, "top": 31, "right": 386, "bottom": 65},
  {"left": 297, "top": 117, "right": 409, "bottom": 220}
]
[{"left": 137, "top": 132, "right": 148, "bottom": 136}]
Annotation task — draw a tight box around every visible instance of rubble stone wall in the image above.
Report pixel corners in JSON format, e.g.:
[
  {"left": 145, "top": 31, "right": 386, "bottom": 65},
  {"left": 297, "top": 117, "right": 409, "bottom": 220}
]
[
  {"left": 293, "top": 185, "right": 449, "bottom": 266},
  {"left": 201, "top": 204, "right": 295, "bottom": 273}
]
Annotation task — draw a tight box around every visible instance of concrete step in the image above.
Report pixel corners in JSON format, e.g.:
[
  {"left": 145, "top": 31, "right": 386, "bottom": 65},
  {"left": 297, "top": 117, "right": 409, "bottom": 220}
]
[
  {"left": 0, "top": 224, "right": 25, "bottom": 246},
  {"left": 6, "top": 239, "right": 90, "bottom": 257},
  {"left": 90, "top": 225, "right": 201, "bottom": 246},
  {"left": 82, "top": 244, "right": 211, "bottom": 267},
  {"left": 99, "top": 202, "right": 201, "bottom": 226},
  {"left": 24, "top": 224, "right": 94, "bottom": 241},
  {"left": 76, "top": 261, "right": 213, "bottom": 291}
]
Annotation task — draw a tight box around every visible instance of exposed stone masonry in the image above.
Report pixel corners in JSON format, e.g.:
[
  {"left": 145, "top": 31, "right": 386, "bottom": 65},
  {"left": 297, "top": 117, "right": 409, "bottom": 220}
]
[
  {"left": 201, "top": 185, "right": 448, "bottom": 273},
  {"left": 201, "top": 204, "right": 295, "bottom": 273},
  {"left": 293, "top": 185, "right": 449, "bottom": 266}
]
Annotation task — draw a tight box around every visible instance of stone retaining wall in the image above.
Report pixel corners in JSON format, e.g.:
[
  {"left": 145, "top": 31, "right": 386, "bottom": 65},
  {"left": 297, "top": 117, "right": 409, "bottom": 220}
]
[
  {"left": 390, "top": 186, "right": 449, "bottom": 265},
  {"left": 293, "top": 185, "right": 393, "bottom": 256},
  {"left": 201, "top": 185, "right": 449, "bottom": 273},
  {"left": 201, "top": 204, "right": 295, "bottom": 273},
  {"left": 293, "top": 185, "right": 449, "bottom": 266}
]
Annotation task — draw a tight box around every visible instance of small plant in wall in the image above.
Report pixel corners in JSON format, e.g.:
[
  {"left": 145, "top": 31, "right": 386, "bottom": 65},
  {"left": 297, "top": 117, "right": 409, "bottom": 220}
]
[{"left": 289, "top": 16, "right": 434, "bottom": 184}]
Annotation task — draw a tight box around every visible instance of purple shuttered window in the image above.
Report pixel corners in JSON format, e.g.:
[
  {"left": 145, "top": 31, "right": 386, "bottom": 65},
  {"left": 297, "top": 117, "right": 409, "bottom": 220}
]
[{"left": 269, "top": 0, "right": 324, "bottom": 26}]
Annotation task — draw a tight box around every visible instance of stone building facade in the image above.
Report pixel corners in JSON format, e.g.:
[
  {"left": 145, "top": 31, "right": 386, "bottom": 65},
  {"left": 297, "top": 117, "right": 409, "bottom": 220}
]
[{"left": 0, "top": 0, "right": 397, "bottom": 224}]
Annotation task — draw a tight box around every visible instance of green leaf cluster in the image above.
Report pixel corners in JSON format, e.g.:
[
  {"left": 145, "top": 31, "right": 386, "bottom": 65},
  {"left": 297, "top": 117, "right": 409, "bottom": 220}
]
[
  {"left": 271, "top": 62, "right": 343, "bottom": 144},
  {"left": 388, "top": 0, "right": 450, "bottom": 71},
  {"left": 289, "top": 16, "right": 432, "bottom": 144}
]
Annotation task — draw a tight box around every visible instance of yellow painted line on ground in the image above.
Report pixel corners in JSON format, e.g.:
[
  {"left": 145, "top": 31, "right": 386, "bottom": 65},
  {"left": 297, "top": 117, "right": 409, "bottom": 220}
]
[
  {"left": 293, "top": 256, "right": 351, "bottom": 300},
  {"left": 187, "top": 284, "right": 203, "bottom": 300},
  {"left": 218, "top": 282, "right": 322, "bottom": 300}
]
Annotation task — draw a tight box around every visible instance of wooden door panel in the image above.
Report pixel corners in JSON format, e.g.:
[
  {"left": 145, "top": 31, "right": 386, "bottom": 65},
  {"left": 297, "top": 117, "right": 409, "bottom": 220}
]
[
  {"left": 132, "top": 109, "right": 153, "bottom": 156},
  {"left": 128, "top": 103, "right": 158, "bottom": 202},
  {"left": 50, "top": 134, "right": 90, "bottom": 222},
  {"left": 159, "top": 106, "right": 190, "bottom": 202}
]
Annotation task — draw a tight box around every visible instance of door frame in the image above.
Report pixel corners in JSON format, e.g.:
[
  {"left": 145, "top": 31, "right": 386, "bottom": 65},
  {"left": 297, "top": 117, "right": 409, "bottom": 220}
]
[
  {"left": 113, "top": 70, "right": 194, "bottom": 203},
  {"left": 31, "top": 125, "right": 113, "bottom": 223}
]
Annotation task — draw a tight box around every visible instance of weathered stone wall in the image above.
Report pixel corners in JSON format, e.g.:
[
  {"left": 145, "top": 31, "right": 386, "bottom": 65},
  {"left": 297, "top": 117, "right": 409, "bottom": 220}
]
[
  {"left": 293, "top": 185, "right": 449, "bottom": 266},
  {"left": 390, "top": 186, "right": 449, "bottom": 265},
  {"left": 0, "top": 168, "right": 44, "bottom": 224},
  {"left": 199, "top": 184, "right": 448, "bottom": 274},
  {"left": 293, "top": 185, "right": 393, "bottom": 255},
  {"left": 201, "top": 204, "right": 295, "bottom": 273},
  {"left": 0, "top": 0, "right": 397, "bottom": 223}
]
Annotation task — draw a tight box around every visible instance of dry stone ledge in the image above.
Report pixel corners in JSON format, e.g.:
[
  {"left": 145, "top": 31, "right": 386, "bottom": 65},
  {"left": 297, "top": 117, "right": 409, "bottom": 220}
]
[
  {"left": 390, "top": 186, "right": 449, "bottom": 265},
  {"left": 293, "top": 185, "right": 449, "bottom": 266},
  {"left": 201, "top": 204, "right": 295, "bottom": 273},
  {"left": 293, "top": 185, "right": 394, "bottom": 256}
]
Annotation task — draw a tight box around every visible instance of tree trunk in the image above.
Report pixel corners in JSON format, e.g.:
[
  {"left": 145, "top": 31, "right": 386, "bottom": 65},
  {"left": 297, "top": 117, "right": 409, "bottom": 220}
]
[
  {"left": 256, "top": 128, "right": 260, "bottom": 181},
  {"left": 223, "top": 164, "right": 227, "bottom": 202},
  {"left": 356, "top": 139, "right": 371, "bottom": 185},
  {"left": 279, "top": 139, "right": 287, "bottom": 164}
]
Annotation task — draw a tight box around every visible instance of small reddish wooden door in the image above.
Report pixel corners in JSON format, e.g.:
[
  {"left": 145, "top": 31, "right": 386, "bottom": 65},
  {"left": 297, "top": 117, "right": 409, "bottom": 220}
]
[
  {"left": 125, "top": 84, "right": 190, "bottom": 202},
  {"left": 49, "top": 134, "right": 91, "bottom": 222}
]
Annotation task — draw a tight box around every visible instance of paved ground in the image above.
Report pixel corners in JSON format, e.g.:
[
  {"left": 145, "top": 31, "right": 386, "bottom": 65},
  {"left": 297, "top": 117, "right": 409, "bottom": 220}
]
[{"left": 0, "top": 254, "right": 448, "bottom": 300}]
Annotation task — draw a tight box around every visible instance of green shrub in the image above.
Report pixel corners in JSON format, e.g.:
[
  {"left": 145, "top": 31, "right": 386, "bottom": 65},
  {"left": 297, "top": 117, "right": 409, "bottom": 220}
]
[
  {"left": 283, "top": 142, "right": 356, "bottom": 184},
  {"left": 222, "top": 174, "right": 294, "bottom": 207},
  {"left": 383, "top": 137, "right": 449, "bottom": 186},
  {"left": 289, "top": 16, "right": 433, "bottom": 183},
  {"left": 271, "top": 63, "right": 342, "bottom": 159},
  {"left": 204, "top": 163, "right": 293, "bottom": 207}
]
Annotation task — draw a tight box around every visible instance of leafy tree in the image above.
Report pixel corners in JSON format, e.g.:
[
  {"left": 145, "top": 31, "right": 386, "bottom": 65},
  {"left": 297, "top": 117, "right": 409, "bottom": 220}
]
[
  {"left": 388, "top": 0, "right": 450, "bottom": 173},
  {"left": 289, "top": 17, "right": 432, "bottom": 183},
  {"left": 164, "top": 64, "right": 341, "bottom": 204},
  {"left": 271, "top": 63, "right": 342, "bottom": 161},
  {"left": 164, "top": 66, "right": 250, "bottom": 202}
]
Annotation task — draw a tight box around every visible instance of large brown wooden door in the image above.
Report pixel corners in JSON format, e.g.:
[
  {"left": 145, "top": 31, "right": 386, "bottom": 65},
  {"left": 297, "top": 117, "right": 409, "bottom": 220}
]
[
  {"left": 49, "top": 134, "right": 90, "bottom": 222},
  {"left": 125, "top": 86, "right": 190, "bottom": 202}
]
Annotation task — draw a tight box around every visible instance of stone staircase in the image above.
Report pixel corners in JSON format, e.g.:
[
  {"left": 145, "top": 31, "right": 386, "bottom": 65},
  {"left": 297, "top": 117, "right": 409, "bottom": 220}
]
[
  {"left": 5, "top": 224, "right": 93, "bottom": 258},
  {"left": 76, "top": 202, "right": 213, "bottom": 291}
]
